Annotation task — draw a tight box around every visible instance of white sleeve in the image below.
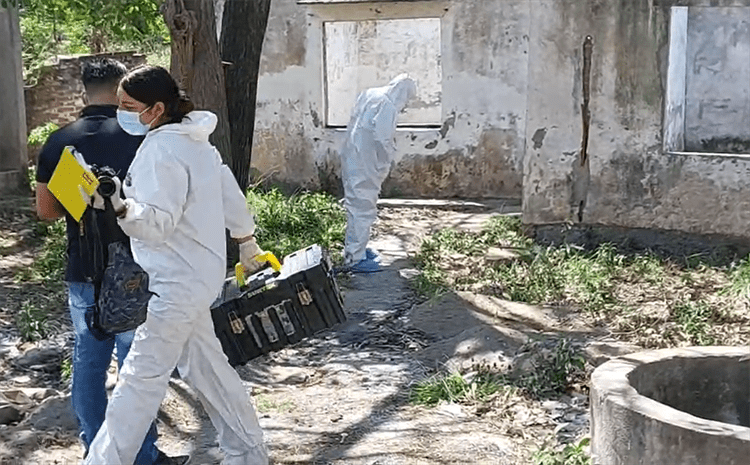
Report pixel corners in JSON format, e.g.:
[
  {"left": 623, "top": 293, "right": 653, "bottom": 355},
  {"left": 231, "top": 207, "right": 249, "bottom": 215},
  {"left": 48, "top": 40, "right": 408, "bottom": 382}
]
[
  {"left": 373, "top": 101, "right": 398, "bottom": 155},
  {"left": 220, "top": 163, "right": 256, "bottom": 238},
  {"left": 118, "top": 147, "right": 188, "bottom": 244}
]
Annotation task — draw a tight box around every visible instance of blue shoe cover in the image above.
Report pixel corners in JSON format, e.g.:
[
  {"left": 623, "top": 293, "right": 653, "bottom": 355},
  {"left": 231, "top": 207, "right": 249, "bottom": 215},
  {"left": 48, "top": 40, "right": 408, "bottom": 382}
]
[
  {"left": 350, "top": 257, "right": 382, "bottom": 273},
  {"left": 365, "top": 248, "right": 379, "bottom": 260}
]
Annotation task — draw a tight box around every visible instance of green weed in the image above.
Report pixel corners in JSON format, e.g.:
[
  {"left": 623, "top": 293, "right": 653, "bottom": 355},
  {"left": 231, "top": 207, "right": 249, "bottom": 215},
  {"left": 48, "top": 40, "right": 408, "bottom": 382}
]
[
  {"left": 627, "top": 253, "right": 665, "bottom": 284},
  {"left": 727, "top": 256, "right": 750, "bottom": 299},
  {"left": 412, "top": 269, "right": 447, "bottom": 301},
  {"left": 246, "top": 187, "right": 345, "bottom": 260},
  {"left": 413, "top": 216, "right": 750, "bottom": 347},
  {"left": 27, "top": 165, "right": 38, "bottom": 192},
  {"left": 415, "top": 217, "right": 677, "bottom": 316},
  {"left": 533, "top": 438, "right": 591, "bottom": 465},
  {"left": 16, "top": 300, "right": 51, "bottom": 342},
  {"left": 16, "top": 219, "right": 67, "bottom": 283},
  {"left": 254, "top": 394, "right": 295, "bottom": 414},
  {"left": 515, "top": 339, "right": 587, "bottom": 400},
  {"left": 672, "top": 300, "right": 717, "bottom": 346},
  {"left": 410, "top": 366, "right": 510, "bottom": 407},
  {"left": 410, "top": 340, "right": 585, "bottom": 407},
  {"left": 60, "top": 357, "right": 73, "bottom": 385}
]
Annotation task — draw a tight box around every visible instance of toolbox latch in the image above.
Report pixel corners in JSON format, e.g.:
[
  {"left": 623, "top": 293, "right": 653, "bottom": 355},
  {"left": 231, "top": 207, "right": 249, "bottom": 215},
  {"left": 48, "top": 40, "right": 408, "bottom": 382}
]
[
  {"left": 296, "top": 283, "right": 313, "bottom": 306},
  {"left": 258, "top": 308, "right": 280, "bottom": 343},
  {"left": 275, "top": 300, "right": 297, "bottom": 336},
  {"left": 228, "top": 311, "right": 244, "bottom": 335},
  {"left": 243, "top": 315, "right": 263, "bottom": 348}
]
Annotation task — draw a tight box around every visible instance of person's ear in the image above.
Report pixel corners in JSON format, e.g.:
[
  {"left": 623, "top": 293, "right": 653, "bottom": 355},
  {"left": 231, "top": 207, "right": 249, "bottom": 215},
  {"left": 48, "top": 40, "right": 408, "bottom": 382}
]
[
  {"left": 81, "top": 91, "right": 89, "bottom": 106},
  {"left": 143, "top": 102, "right": 165, "bottom": 126},
  {"left": 152, "top": 101, "right": 166, "bottom": 123}
]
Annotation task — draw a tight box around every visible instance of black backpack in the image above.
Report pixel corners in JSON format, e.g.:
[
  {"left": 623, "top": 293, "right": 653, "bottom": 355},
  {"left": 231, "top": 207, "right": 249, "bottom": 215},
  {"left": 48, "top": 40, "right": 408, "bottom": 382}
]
[{"left": 80, "top": 198, "right": 155, "bottom": 341}]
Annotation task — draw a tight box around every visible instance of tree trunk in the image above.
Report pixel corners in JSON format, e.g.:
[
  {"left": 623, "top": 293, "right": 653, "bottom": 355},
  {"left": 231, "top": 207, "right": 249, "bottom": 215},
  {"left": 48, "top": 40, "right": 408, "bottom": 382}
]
[
  {"left": 162, "top": 0, "right": 232, "bottom": 164},
  {"left": 220, "top": 0, "right": 272, "bottom": 192}
]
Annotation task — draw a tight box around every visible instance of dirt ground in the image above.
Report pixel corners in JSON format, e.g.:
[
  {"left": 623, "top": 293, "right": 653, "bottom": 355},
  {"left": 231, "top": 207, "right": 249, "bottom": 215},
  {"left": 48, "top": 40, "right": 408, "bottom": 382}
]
[{"left": 0, "top": 197, "right": 631, "bottom": 465}]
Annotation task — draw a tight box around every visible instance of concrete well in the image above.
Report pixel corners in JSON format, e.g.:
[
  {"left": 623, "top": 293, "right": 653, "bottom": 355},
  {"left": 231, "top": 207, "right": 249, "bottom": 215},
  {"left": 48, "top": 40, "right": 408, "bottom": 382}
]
[{"left": 590, "top": 346, "right": 750, "bottom": 465}]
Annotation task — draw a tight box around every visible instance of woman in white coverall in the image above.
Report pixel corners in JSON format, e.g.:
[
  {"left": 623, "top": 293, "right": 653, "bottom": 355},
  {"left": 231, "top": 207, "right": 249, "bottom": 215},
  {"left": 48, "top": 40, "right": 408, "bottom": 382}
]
[
  {"left": 340, "top": 74, "right": 417, "bottom": 273},
  {"left": 82, "top": 66, "right": 269, "bottom": 465}
]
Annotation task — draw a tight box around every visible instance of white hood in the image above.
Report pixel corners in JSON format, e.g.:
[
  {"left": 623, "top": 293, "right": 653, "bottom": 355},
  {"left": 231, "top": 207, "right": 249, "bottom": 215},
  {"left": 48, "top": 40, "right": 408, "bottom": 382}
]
[
  {"left": 152, "top": 110, "right": 217, "bottom": 142},
  {"left": 384, "top": 74, "right": 417, "bottom": 113}
]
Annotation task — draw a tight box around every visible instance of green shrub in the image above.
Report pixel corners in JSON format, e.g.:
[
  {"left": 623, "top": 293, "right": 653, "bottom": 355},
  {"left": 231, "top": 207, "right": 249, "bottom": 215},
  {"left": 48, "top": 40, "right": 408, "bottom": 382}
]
[
  {"left": 533, "top": 438, "right": 591, "bottom": 465},
  {"left": 246, "top": 187, "right": 346, "bottom": 260},
  {"left": 28, "top": 122, "right": 59, "bottom": 147}
]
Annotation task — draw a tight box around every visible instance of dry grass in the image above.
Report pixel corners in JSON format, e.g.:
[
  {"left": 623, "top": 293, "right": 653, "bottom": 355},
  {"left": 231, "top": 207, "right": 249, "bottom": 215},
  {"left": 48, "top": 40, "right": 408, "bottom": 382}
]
[{"left": 415, "top": 216, "right": 750, "bottom": 349}]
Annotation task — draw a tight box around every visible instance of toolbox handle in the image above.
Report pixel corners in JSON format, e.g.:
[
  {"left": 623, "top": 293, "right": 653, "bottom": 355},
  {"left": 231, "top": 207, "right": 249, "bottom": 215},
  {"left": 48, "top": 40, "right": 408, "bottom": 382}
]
[{"left": 235, "top": 252, "right": 282, "bottom": 287}]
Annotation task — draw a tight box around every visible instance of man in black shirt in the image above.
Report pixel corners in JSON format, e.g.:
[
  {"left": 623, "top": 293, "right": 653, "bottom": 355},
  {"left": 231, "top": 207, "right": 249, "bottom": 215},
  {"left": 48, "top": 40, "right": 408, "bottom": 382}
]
[{"left": 36, "top": 58, "right": 185, "bottom": 465}]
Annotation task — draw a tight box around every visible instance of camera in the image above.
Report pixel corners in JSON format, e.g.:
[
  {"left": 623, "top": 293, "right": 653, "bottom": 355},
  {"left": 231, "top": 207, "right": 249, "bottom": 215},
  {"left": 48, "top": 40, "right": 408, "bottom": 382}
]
[{"left": 90, "top": 165, "right": 118, "bottom": 197}]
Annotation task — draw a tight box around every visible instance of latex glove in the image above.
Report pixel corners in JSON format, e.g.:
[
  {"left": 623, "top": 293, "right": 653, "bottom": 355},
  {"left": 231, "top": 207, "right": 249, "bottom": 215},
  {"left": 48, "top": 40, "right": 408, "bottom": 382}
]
[
  {"left": 78, "top": 177, "right": 125, "bottom": 212},
  {"left": 105, "top": 177, "right": 125, "bottom": 212},
  {"left": 79, "top": 185, "right": 106, "bottom": 210},
  {"left": 239, "top": 237, "right": 264, "bottom": 273}
]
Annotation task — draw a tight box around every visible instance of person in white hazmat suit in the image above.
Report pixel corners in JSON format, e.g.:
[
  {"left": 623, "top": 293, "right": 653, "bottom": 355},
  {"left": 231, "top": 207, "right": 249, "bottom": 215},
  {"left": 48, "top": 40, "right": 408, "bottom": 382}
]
[
  {"left": 341, "top": 74, "right": 417, "bottom": 273},
  {"left": 80, "top": 66, "right": 269, "bottom": 465}
]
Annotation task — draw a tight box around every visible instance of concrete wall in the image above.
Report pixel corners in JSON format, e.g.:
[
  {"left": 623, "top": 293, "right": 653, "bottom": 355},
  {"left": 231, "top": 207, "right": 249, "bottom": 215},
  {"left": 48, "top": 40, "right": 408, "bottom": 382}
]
[
  {"left": 0, "top": 6, "right": 28, "bottom": 194},
  {"left": 251, "top": 0, "right": 530, "bottom": 198},
  {"left": 523, "top": 0, "right": 750, "bottom": 244}
]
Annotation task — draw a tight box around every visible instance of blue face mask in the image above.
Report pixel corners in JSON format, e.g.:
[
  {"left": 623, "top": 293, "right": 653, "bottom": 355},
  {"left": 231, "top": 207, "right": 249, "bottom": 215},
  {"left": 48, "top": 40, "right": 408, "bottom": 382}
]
[{"left": 117, "top": 108, "right": 151, "bottom": 136}]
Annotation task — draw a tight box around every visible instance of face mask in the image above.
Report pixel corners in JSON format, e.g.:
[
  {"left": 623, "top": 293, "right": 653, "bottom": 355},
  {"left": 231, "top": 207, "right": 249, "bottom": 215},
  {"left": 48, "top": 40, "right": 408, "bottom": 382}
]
[{"left": 117, "top": 108, "right": 151, "bottom": 136}]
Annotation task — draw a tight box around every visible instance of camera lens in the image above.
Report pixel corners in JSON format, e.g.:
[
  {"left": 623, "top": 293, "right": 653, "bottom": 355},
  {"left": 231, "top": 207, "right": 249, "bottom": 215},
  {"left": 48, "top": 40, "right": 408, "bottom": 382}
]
[{"left": 97, "top": 176, "right": 116, "bottom": 197}]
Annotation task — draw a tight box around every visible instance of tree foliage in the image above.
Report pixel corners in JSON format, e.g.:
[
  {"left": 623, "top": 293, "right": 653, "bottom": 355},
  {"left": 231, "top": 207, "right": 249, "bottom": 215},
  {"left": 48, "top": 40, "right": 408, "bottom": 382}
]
[{"left": 7, "top": 0, "right": 169, "bottom": 83}]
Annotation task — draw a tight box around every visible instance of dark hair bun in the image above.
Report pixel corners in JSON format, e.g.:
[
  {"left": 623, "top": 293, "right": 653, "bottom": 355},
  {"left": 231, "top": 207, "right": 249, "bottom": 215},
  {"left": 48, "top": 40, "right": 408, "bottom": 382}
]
[{"left": 177, "top": 92, "right": 195, "bottom": 115}]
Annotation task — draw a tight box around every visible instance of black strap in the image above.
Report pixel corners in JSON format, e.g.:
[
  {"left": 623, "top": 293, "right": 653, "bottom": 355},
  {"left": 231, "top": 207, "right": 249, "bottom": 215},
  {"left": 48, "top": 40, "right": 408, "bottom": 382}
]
[
  {"left": 100, "top": 197, "right": 129, "bottom": 245},
  {"left": 77, "top": 198, "right": 129, "bottom": 293}
]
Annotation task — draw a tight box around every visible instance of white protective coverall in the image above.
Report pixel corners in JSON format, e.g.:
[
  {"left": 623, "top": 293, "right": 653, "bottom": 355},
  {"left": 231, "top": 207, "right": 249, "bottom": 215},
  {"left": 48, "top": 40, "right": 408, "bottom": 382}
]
[
  {"left": 84, "top": 111, "right": 268, "bottom": 465},
  {"left": 341, "top": 74, "right": 417, "bottom": 265}
]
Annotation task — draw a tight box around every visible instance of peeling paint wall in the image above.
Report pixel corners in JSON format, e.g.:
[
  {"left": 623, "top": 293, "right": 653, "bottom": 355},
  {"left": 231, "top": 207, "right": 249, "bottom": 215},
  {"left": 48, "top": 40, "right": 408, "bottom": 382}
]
[
  {"left": 251, "top": 0, "right": 529, "bottom": 198},
  {"left": 254, "top": 0, "right": 750, "bottom": 241},
  {"left": 524, "top": 0, "right": 750, "bottom": 241}
]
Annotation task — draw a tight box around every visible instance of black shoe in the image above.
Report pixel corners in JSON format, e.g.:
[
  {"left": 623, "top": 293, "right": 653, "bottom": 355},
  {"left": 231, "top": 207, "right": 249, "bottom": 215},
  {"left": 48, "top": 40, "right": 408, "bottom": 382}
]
[{"left": 155, "top": 450, "right": 190, "bottom": 465}]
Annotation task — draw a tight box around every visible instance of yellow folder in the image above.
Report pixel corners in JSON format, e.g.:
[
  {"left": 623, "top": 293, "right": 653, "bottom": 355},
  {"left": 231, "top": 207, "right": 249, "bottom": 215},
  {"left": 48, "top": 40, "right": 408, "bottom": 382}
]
[{"left": 47, "top": 146, "right": 100, "bottom": 222}]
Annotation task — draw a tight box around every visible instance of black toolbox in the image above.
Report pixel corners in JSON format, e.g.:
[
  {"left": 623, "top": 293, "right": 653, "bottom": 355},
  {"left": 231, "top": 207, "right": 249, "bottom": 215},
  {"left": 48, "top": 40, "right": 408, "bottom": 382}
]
[{"left": 210, "top": 244, "right": 346, "bottom": 366}]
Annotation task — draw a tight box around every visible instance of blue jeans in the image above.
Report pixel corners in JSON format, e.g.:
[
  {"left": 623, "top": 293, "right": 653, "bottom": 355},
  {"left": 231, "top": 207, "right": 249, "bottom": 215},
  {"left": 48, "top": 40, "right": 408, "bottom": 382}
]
[{"left": 68, "top": 282, "right": 159, "bottom": 464}]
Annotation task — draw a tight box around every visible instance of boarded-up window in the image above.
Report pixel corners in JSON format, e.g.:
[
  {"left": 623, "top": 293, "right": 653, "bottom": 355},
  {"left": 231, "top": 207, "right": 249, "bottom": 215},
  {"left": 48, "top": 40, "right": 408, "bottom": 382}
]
[
  {"left": 684, "top": 7, "right": 750, "bottom": 153},
  {"left": 666, "top": 6, "right": 750, "bottom": 153},
  {"left": 324, "top": 18, "right": 442, "bottom": 127}
]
